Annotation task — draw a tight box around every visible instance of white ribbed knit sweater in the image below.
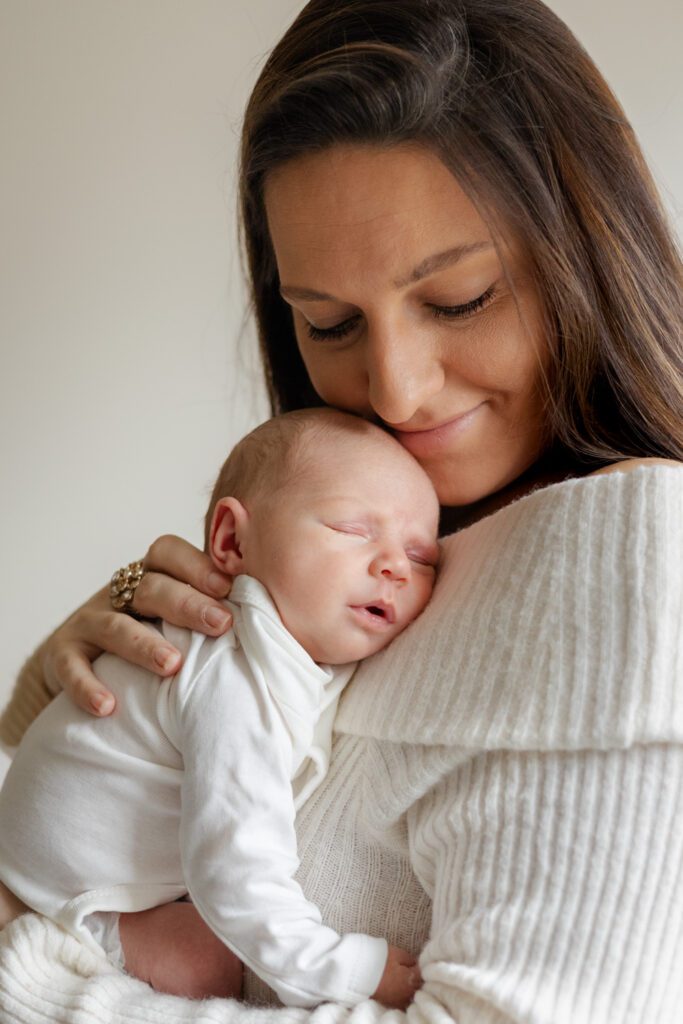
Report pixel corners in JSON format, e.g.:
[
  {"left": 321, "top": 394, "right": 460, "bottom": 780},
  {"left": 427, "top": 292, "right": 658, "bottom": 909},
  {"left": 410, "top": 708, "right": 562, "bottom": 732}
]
[{"left": 1, "top": 465, "right": 681, "bottom": 1024}]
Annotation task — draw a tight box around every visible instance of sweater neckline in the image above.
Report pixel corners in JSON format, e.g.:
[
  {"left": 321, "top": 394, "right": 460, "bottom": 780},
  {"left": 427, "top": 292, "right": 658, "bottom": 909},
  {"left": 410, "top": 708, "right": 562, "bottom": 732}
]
[
  {"left": 442, "top": 461, "right": 676, "bottom": 540},
  {"left": 335, "top": 464, "right": 683, "bottom": 750}
]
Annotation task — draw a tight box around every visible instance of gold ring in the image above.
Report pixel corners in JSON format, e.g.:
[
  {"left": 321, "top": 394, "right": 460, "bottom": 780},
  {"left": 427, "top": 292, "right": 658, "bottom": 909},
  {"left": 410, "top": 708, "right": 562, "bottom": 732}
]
[{"left": 110, "top": 560, "right": 146, "bottom": 616}]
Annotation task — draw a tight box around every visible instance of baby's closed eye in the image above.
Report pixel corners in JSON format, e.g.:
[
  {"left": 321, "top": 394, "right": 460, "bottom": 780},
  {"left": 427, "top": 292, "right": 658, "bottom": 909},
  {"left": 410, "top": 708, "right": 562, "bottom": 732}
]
[
  {"left": 407, "top": 551, "right": 437, "bottom": 568},
  {"left": 326, "top": 522, "right": 370, "bottom": 538}
]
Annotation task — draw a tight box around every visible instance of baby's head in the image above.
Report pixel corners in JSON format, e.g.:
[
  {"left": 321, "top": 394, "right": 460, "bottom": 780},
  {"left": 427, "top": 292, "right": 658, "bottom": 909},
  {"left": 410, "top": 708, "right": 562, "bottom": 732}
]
[{"left": 205, "top": 409, "right": 440, "bottom": 664}]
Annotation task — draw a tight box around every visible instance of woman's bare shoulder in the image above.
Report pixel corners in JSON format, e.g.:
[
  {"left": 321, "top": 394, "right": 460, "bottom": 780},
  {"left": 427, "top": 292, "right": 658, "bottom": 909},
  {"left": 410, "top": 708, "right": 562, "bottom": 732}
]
[{"left": 589, "top": 457, "right": 683, "bottom": 478}]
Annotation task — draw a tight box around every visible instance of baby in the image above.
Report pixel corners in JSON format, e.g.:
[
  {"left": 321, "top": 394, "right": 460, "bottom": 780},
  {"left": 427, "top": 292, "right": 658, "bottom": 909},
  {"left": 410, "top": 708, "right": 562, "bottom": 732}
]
[{"left": 0, "top": 409, "right": 440, "bottom": 1008}]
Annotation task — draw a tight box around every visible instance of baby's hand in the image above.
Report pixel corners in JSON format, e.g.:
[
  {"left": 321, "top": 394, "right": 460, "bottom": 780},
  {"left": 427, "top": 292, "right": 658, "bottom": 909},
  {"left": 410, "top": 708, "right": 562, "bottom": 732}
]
[{"left": 372, "top": 944, "right": 422, "bottom": 1009}]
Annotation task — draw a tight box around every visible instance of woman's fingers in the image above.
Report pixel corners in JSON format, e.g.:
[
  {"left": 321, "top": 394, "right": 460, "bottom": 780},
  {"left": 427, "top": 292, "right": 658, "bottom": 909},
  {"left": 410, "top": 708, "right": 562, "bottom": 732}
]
[
  {"left": 43, "top": 592, "right": 187, "bottom": 715},
  {"left": 37, "top": 537, "right": 233, "bottom": 717},
  {"left": 46, "top": 642, "right": 119, "bottom": 715},
  {"left": 143, "top": 535, "right": 231, "bottom": 598},
  {"left": 94, "top": 603, "right": 185, "bottom": 672},
  {"left": 131, "top": 572, "right": 232, "bottom": 636}
]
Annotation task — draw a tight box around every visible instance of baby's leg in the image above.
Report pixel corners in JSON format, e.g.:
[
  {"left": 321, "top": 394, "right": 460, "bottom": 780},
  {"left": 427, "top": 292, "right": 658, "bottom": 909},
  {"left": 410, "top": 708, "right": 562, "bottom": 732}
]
[{"left": 119, "top": 902, "right": 243, "bottom": 1000}]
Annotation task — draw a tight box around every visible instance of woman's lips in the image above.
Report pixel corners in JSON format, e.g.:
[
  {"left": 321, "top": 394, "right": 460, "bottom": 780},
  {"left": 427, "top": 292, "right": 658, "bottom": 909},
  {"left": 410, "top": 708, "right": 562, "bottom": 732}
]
[{"left": 393, "top": 404, "right": 484, "bottom": 457}]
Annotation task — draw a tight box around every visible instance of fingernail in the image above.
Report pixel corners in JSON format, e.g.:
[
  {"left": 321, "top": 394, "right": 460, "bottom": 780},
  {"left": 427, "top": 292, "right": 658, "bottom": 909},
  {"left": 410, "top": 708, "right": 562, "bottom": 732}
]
[
  {"left": 91, "top": 693, "right": 114, "bottom": 715},
  {"left": 154, "top": 647, "right": 180, "bottom": 673},
  {"left": 205, "top": 607, "right": 231, "bottom": 630},
  {"left": 208, "top": 571, "right": 230, "bottom": 596}
]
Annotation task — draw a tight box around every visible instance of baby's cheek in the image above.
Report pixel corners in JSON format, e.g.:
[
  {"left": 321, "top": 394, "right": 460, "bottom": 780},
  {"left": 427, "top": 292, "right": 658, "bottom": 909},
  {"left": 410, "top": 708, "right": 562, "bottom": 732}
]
[{"left": 414, "top": 579, "right": 435, "bottom": 618}]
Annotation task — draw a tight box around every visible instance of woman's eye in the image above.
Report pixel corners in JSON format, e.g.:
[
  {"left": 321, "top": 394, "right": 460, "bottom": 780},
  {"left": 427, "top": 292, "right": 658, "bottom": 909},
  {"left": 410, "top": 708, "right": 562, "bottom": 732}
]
[
  {"left": 304, "top": 286, "right": 495, "bottom": 340},
  {"left": 306, "top": 315, "right": 361, "bottom": 341},
  {"left": 429, "top": 285, "right": 496, "bottom": 321}
]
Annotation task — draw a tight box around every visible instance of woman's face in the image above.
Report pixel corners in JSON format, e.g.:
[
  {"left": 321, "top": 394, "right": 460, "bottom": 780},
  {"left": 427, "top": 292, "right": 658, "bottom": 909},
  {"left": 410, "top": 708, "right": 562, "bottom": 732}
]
[{"left": 265, "top": 144, "right": 550, "bottom": 506}]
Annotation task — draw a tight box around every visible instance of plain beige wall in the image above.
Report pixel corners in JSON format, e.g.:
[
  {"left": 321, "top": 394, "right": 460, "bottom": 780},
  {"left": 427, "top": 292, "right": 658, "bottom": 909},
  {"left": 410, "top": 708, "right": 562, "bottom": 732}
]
[{"left": 1, "top": 1, "right": 681, "bottom": 779}]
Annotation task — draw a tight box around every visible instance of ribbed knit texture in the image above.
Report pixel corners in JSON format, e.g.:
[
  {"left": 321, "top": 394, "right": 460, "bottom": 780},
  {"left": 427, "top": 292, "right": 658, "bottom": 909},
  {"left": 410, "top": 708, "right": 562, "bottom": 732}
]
[{"left": 1, "top": 465, "right": 681, "bottom": 1023}]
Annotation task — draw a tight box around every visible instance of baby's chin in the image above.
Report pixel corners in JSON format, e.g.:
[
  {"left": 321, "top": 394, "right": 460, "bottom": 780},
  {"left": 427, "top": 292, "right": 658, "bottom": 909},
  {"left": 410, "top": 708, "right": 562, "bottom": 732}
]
[
  {"left": 310, "top": 630, "right": 403, "bottom": 666},
  {"left": 284, "top": 609, "right": 416, "bottom": 665}
]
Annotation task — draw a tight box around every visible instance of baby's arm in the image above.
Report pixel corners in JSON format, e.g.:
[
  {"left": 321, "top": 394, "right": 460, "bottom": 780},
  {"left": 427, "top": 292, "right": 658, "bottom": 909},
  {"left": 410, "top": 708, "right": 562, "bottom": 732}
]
[{"left": 175, "top": 650, "right": 405, "bottom": 1008}]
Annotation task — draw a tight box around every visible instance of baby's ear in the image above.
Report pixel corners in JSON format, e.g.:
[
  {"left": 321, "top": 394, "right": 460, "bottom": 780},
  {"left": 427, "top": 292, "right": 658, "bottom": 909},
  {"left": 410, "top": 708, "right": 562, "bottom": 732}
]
[{"left": 209, "top": 497, "right": 249, "bottom": 575}]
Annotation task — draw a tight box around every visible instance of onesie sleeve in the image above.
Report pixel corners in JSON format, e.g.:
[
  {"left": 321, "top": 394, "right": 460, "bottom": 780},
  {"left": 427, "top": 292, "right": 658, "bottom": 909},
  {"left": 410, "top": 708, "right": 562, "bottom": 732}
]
[{"left": 176, "top": 650, "right": 387, "bottom": 1008}]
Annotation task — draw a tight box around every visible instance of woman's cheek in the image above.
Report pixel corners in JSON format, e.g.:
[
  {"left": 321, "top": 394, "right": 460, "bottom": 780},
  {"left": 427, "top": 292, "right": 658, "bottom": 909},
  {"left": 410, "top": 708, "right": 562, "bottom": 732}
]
[{"left": 300, "top": 346, "right": 366, "bottom": 413}]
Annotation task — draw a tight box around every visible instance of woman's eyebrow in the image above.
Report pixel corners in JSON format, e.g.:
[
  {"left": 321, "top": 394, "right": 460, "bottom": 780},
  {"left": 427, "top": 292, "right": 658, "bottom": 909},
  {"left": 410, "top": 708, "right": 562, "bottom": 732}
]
[
  {"left": 280, "top": 284, "right": 338, "bottom": 302},
  {"left": 394, "top": 241, "right": 493, "bottom": 288},
  {"left": 279, "top": 241, "right": 493, "bottom": 303}
]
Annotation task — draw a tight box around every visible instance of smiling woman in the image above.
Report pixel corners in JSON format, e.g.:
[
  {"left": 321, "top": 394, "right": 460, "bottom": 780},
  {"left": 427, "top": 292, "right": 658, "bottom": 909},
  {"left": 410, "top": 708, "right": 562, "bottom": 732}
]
[
  {"left": 265, "top": 144, "right": 549, "bottom": 506},
  {"left": 241, "top": 0, "right": 681, "bottom": 478}
]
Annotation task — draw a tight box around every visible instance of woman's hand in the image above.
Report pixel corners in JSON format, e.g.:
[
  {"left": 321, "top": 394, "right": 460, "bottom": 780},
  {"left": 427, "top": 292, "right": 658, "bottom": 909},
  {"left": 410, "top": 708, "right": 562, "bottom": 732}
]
[{"left": 43, "top": 535, "right": 232, "bottom": 716}]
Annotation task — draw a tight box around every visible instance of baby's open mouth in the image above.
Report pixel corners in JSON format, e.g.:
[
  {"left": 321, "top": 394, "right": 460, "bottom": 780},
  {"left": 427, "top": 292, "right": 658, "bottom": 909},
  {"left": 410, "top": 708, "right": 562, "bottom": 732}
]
[{"left": 351, "top": 601, "right": 396, "bottom": 625}]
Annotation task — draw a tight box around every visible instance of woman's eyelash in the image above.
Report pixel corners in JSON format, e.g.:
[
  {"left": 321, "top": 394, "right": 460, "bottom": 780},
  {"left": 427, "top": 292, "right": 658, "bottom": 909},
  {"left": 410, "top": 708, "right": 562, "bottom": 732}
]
[
  {"left": 429, "top": 285, "right": 496, "bottom": 320},
  {"left": 307, "top": 316, "right": 361, "bottom": 342},
  {"left": 305, "top": 287, "right": 495, "bottom": 341}
]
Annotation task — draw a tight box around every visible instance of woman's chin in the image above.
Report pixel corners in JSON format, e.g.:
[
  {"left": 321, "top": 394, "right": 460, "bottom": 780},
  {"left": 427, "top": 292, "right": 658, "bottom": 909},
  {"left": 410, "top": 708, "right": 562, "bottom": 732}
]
[
  {"left": 428, "top": 462, "right": 509, "bottom": 510},
  {"left": 429, "top": 451, "right": 545, "bottom": 514}
]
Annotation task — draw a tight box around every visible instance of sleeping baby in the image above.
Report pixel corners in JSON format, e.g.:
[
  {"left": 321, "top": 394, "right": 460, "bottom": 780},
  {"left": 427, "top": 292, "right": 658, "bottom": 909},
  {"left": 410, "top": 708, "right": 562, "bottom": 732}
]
[{"left": 0, "top": 408, "right": 440, "bottom": 1008}]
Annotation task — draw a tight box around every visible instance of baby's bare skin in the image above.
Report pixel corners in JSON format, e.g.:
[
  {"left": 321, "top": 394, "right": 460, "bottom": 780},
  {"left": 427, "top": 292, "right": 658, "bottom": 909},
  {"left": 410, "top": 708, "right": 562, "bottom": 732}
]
[
  {"left": 119, "top": 905, "right": 421, "bottom": 1008},
  {"left": 119, "top": 903, "right": 244, "bottom": 1000}
]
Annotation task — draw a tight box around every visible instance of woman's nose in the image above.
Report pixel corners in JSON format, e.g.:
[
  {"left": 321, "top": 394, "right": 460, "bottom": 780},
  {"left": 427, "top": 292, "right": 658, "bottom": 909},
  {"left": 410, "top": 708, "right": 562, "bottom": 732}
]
[{"left": 365, "top": 323, "right": 444, "bottom": 425}]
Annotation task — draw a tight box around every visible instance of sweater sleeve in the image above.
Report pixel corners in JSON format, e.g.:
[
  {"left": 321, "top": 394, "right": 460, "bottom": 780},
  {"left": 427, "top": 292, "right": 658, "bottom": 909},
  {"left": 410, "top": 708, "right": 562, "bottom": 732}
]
[
  {"left": 404, "top": 742, "right": 683, "bottom": 1024},
  {"left": 0, "top": 646, "right": 57, "bottom": 749},
  {"left": 176, "top": 650, "right": 387, "bottom": 1008}
]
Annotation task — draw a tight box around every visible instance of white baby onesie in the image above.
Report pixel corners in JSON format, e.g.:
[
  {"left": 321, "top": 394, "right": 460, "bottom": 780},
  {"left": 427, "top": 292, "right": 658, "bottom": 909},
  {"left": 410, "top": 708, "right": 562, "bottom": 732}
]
[{"left": 0, "top": 575, "right": 388, "bottom": 1007}]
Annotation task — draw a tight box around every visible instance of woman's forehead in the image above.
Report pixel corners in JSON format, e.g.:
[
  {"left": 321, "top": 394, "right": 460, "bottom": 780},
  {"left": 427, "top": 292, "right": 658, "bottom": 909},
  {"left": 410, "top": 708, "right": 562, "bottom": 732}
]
[{"left": 264, "top": 144, "right": 495, "bottom": 273}]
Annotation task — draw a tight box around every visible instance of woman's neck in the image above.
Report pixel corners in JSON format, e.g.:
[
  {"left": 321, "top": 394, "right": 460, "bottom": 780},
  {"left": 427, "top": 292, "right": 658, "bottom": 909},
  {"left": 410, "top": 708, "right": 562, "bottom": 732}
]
[{"left": 438, "top": 448, "right": 584, "bottom": 536}]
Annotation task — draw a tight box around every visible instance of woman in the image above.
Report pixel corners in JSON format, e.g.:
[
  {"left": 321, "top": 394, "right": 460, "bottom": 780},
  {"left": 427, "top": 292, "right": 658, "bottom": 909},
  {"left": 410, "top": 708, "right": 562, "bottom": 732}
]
[{"left": 1, "top": 0, "right": 682, "bottom": 1021}]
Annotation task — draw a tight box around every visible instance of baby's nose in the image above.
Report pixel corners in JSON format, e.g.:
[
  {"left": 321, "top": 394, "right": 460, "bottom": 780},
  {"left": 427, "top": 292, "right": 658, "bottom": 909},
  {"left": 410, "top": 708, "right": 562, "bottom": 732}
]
[{"left": 372, "top": 549, "right": 410, "bottom": 583}]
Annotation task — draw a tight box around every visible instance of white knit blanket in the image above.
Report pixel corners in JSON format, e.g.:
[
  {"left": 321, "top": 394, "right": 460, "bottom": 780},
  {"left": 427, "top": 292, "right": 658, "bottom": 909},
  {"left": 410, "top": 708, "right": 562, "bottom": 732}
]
[{"left": 0, "top": 913, "right": 312, "bottom": 1024}]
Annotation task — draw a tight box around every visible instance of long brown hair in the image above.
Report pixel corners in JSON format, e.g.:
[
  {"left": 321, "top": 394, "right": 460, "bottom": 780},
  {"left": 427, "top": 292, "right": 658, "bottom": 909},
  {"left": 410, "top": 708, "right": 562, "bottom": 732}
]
[{"left": 240, "top": 0, "right": 683, "bottom": 465}]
